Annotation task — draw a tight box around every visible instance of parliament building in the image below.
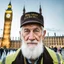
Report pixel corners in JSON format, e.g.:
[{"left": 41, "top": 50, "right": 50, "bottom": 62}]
[{"left": 0, "top": 2, "right": 64, "bottom": 49}]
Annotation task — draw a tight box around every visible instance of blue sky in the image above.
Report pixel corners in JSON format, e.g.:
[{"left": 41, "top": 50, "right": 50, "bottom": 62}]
[{"left": 0, "top": 0, "right": 64, "bottom": 38}]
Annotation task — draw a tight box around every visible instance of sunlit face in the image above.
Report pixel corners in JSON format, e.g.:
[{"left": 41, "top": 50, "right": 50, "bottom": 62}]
[{"left": 20, "top": 24, "right": 46, "bottom": 48}]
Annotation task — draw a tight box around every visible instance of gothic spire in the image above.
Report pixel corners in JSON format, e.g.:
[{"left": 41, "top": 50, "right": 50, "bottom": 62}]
[
  {"left": 23, "top": 5, "right": 25, "bottom": 14},
  {"left": 39, "top": 5, "right": 42, "bottom": 15},
  {"left": 7, "top": 1, "right": 12, "bottom": 10}
]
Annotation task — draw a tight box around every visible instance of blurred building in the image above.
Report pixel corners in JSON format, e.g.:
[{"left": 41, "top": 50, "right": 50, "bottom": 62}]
[{"left": 44, "top": 36, "right": 64, "bottom": 48}]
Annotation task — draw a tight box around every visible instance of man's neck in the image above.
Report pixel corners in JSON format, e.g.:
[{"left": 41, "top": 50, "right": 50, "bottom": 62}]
[{"left": 29, "top": 58, "right": 38, "bottom": 64}]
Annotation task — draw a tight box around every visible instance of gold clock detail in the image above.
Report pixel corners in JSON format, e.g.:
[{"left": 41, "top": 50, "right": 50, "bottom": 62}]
[{"left": 6, "top": 14, "right": 11, "bottom": 18}]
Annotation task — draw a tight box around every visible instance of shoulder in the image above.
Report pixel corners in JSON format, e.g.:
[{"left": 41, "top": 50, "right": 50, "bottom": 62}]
[
  {"left": 5, "top": 48, "right": 21, "bottom": 64},
  {"left": 0, "top": 60, "right": 2, "bottom": 64},
  {"left": 45, "top": 46, "right": 58, "bottom": 60},
  {"left": 45, "top": 46, "right": 64, "bottom": 64},
  {"left": 45, "top": 46, "right": 56, "bottom": 55}
]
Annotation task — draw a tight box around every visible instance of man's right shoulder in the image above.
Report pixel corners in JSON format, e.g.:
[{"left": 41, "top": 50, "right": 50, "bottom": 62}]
[
  {"left": 0, "top": 48, "right": 21, "bottom": 64},
  {"left": 0, "top": 60, "right": 2, "bottom": 64},
  {"left": 5, "top": 48, "right": 20, "bottom": 64}
]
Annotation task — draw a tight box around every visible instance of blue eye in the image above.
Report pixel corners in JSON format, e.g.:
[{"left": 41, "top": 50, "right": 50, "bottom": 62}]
[
  {"left": 24, "top": 29, "right": 30, "bottom": 32},
  {"left": 34, "top": 29, "right": 40, "bottom": 32}
]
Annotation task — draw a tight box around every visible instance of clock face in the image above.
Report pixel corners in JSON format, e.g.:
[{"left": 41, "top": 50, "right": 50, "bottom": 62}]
[{"left": 6, "top": 14, "right": 11, "bottom": 18}]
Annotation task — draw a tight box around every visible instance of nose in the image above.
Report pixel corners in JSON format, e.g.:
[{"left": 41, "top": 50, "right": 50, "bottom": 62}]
[{"left": 28, "top": 31, "right": 35, "bottom": 41}]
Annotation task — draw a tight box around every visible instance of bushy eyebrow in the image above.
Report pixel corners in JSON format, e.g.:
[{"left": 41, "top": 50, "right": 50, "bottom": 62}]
[
  {"left": 34, "top": 27, "right": 40, "bottom": 30},
  {"left": 24, "top": 28, "right": 29, "bottom": 31}
]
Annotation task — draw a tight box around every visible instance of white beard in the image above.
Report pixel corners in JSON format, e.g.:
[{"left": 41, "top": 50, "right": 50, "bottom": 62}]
[{"left": 21, "top": 38, "right": 44, "bottom": 60}]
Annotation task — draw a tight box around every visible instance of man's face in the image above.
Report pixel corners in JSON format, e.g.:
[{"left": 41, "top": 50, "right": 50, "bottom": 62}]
[
  {"left": 20, "top": 24, "right": 46, "bottom": 59},
  {"left": 20, "top": 24, "right": 45, "bottom": 48}
]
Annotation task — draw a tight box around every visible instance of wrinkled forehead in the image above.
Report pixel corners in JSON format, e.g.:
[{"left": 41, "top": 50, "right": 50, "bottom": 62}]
[{"left": 22, "top": 23, "right": 42, "bottom": 29}]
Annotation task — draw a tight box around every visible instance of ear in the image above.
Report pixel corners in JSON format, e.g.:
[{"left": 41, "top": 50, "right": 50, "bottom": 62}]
[
  {"left": 19, "top": 31, "right": 21, "bottom": 35},
  {"left": 19, "top": 31, "right": 23, "bottom": 41},
  {"left": 42, "top": 30, "right": 46, "bottom": 40},
  {"left": 19, "top": 31, "right": 23, "bottom": 37}
]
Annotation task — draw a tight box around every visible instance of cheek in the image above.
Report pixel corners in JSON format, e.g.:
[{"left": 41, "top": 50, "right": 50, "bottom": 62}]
[
  {"left": 39, "top": 33, "right": 42, "bottom": 38},
  {"left": 38, "top": 32, "right": 42, "bottom": 38},
  {"left": 22, "top": 34, "right": 29, "bottom": 41},
  {"left": 24, "top": 36, "right": 29, "bottom": 41},
  {"left": 35, "top": 33, "right": 42, "bottom": 41}
]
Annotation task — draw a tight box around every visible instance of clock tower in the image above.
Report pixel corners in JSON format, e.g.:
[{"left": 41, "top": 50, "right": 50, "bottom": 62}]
[{"left": 2, "top": 1, "right": 13, "bottom": 48}]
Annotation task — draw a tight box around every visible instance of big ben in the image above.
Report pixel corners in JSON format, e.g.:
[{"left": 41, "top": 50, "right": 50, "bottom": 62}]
[{"left": 2, "top": 1, "right": 13, "bottom": 48}]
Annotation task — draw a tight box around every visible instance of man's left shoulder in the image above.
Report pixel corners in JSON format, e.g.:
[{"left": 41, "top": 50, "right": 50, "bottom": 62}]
[{"left": 45, "top": 46, "right": 64, "bottom": 64}]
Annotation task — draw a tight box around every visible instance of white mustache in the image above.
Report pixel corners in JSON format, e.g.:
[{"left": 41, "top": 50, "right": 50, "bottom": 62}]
[{"left": 26, "top": 40, "right": 38, "bottom": 44}]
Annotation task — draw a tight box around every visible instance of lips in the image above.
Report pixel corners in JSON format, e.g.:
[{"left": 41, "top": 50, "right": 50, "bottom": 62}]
[
  {"left": 27, "top": 42, "right": 37, "bottom": 45},
  {"left": 27, "top": 42, "right": 38, "bottom": 47}
]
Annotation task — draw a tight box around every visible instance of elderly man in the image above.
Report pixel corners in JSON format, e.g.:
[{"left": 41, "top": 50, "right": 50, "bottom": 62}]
[{"left": 0, "top": 11, "right": 64, "bottom": 64}]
